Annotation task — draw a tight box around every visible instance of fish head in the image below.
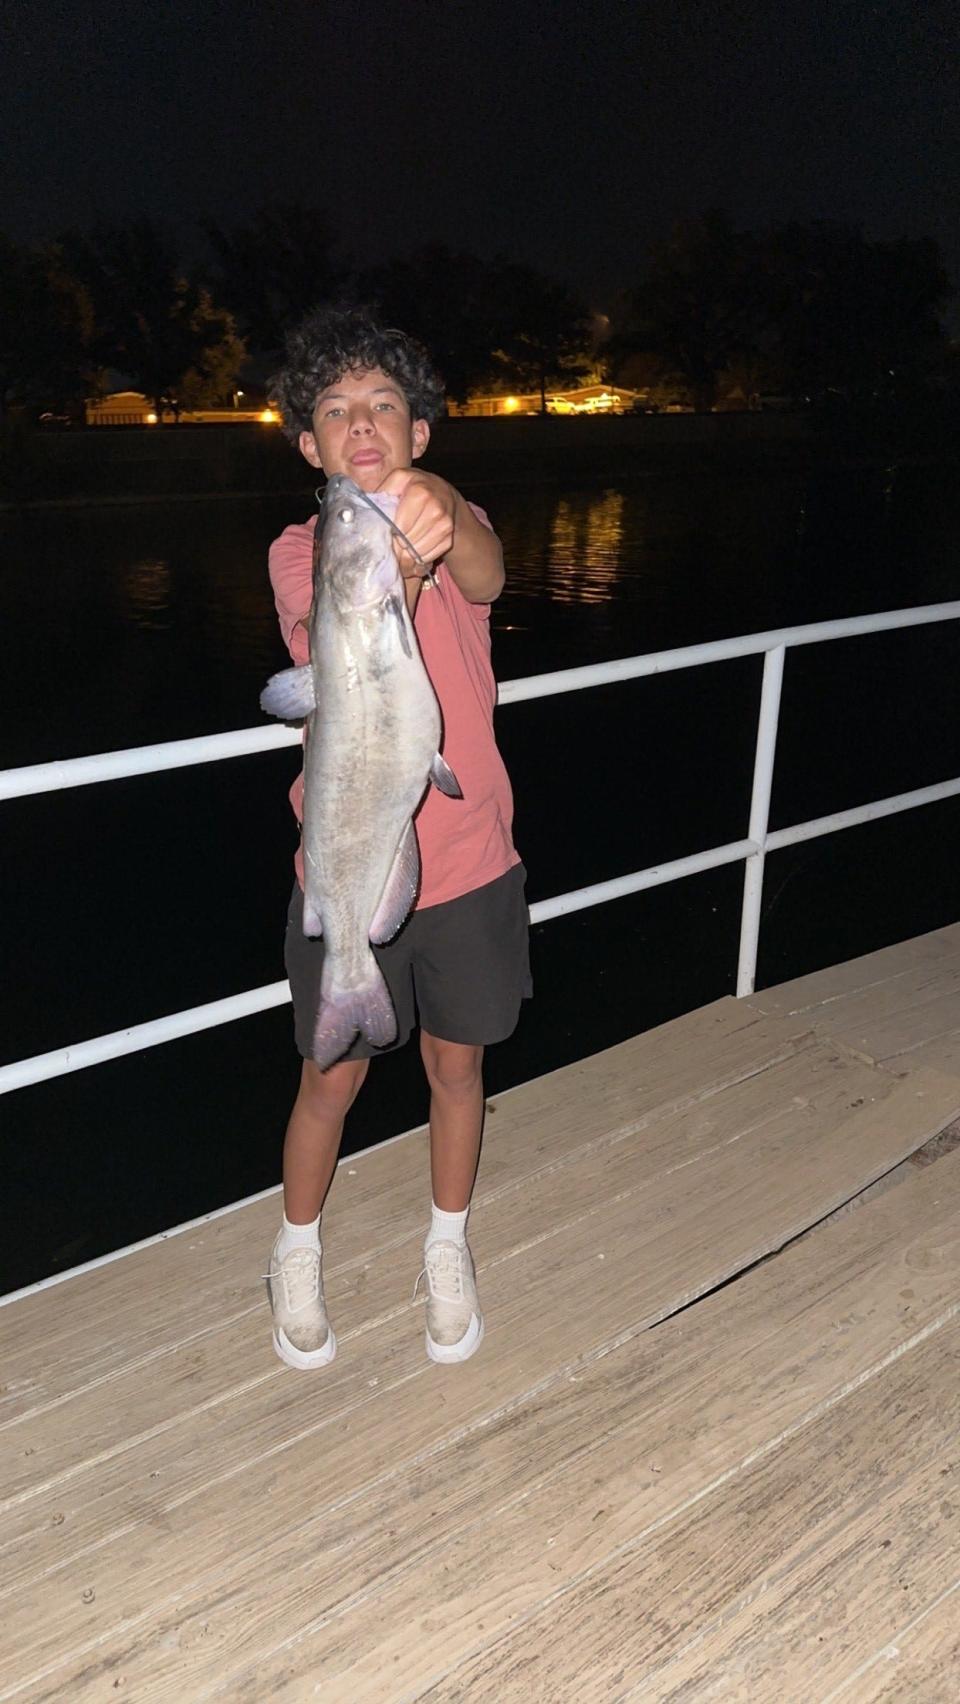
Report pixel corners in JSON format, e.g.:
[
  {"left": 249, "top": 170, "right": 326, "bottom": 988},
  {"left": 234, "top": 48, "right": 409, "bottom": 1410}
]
[{"left": 315, "top": 475, "right": 402, "bottom": 613}]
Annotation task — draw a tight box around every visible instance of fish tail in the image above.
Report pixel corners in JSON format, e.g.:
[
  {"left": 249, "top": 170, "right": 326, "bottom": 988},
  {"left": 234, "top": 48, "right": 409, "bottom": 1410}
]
[{"left": 311, "top": 956, "right": 397, "bottom": 1071}]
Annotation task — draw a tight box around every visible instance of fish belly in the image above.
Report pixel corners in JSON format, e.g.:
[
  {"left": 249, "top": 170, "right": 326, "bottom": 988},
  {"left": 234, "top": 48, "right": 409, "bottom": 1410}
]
[{"left": 300, "top": 619, "right": 441, "bottom": 1066}]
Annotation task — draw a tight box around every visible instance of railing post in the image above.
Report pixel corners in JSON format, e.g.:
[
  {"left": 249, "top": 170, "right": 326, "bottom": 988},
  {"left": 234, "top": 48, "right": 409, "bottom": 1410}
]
[{"left": 737, "top": 644, "right": 786, "bottom": 997}]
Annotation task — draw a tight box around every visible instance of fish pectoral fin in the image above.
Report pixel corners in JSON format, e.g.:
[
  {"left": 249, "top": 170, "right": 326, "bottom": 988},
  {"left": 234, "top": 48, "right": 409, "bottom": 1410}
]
[
  {"left": 260, "top": 665, "right": 316, "bottom": 721},
  {"left": 429, "top": 752, "right": 462, "bottom": 798},
  {"left": 302, "top": 892, "right": 323, "bottom": 938},
  {"left": 369, "top": 822, "right": 420, "bottom": 945},
  {"left": 385, "top": 593, "right": 413, "bottom": 658}
]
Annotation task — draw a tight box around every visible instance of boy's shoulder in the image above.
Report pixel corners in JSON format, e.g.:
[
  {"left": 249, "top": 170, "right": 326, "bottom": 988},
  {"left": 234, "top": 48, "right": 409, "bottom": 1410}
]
[
  {"left": 269, "top": 513, "right": 316, "bottom": 566},
  {"left": 271, "top": 514, "right": 317, "bottom": 549},
  {"left": 268, "top": 517, "right": 317, "bottom": 617}
]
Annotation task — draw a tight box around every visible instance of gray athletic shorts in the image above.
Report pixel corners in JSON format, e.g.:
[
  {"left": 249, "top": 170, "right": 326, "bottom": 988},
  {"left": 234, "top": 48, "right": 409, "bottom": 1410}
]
[{"left": 284, "top": 863, "right": 532, "bottom": 1061}]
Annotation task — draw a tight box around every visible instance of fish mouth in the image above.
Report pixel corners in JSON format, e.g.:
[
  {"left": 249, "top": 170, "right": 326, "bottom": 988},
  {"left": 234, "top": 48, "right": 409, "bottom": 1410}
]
[
  {"left": 322, "top": 473, "right": 362, "bottom": 502},
  {"left": 321, "top": 477, "right": 428, "bottom": 576}
]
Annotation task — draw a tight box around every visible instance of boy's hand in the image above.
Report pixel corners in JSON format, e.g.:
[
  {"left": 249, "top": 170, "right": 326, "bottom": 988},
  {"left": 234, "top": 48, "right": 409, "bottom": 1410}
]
[{"left": 378, "top": 469, "right": 456, "bottom": 576}]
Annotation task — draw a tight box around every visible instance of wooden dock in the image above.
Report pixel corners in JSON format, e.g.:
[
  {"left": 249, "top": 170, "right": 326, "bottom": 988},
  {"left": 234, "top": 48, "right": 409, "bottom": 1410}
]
[{"left": 3, "top": 925, "right": 960, "bottom": 1701}]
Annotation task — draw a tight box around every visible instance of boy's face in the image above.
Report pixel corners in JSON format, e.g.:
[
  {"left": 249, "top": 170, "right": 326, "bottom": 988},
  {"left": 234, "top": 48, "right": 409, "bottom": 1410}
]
[{"left": 299, "top": 366, "right": 430, "bottom": 491}]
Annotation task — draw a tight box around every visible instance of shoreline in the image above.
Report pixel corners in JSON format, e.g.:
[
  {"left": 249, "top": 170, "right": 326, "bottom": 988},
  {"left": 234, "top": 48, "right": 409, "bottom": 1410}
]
[{"left": 3, "top": 411, "right": 957, "bottom": 511}]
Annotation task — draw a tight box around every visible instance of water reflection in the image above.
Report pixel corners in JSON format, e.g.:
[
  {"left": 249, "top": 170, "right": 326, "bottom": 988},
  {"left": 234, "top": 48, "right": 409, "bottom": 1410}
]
[
  {"left": 545, "top": 489, "right": 625, "bottom": 604},
  {"left": 122, "top": 558, "right": 172, "bottom": 630},
  {"left": 3, "top": 469, "right": 958, "bottom": 770}
]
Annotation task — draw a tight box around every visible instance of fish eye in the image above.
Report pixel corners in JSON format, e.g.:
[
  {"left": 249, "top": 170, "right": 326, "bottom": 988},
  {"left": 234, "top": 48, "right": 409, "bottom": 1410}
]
[{"left": 339, "top": 506, "right": 355, "bottom": 524}]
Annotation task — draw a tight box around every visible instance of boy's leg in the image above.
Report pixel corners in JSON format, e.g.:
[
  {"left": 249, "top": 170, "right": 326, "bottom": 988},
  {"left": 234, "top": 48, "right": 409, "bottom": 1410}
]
[
  {"left": 281, "top": 876, "right": 413, "bottom": 1223},
  {"left": 419, "top": 1031, "right": 486, "bottom": 1364},
  {"left": 283, "top": 1057, "right": 369, "bottom": 1222},
  {"left": 420, "top": 1033, "right": 484, "bottom": 1210},
  {"left": 412, "top": 867, "right": 531, "bottom": 1363},
  {"left": 269, "top": 1056, "right": 367, "bottom": 1371}
]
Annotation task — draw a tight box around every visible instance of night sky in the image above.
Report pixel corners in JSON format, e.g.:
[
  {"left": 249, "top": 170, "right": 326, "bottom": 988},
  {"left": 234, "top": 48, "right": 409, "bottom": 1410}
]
[{"left": 3, "top": 0, "right": 958, "bottom": 309}]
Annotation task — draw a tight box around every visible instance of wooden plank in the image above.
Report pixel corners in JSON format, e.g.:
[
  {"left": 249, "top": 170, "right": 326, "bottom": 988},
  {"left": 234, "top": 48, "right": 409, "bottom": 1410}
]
[
  {"left": 747, "top": 926, "right": 960, "bottom": 1018},
  {"left": 0, "top": 1038, "right": 863, "bottom": 1509},
  {"left": 10, "top": 1061, "right": 890, "bottom": 1639},
  {"left": 0, "top": 1046, "right": 926, "bottom": 1517},
  {"left": 752, "top": 944, "right": 960, "bottom": 1076},
  {"left": 102, "top": 1144, "right": 960, "bottom": 1704},
  {"left": 6, "top": 1092, "right": 960, "bottom": 1702},
  {"left": 0, "top": 997, "right": 812, "bottom": 1418},
  {"left": 834, "top": 1580, "right": 960, "bottom": 1702},
  {"left": 887, "top": 1029, "right": 960, "bottom": 1080},
  {"left": 809, "top": 965, "right": 960, "bottom": 1064},
  {"left": 421, "top": 1323, "right": 960, "bottom": 1703},
  {"left": 635, "top": 1341, "right": 960, "bottom": 1702},
  {"left": 0, "top": 1042, "right": 898, "bottom": 1611},
  {"left": 754, "top": 960, "right": 960, "bottom": 1056}
]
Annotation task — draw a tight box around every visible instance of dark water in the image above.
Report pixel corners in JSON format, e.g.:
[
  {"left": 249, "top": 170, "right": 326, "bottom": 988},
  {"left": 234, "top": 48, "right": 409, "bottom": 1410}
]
[{"left": 3, "top": 465, "right": 960, "bottom": 1290}]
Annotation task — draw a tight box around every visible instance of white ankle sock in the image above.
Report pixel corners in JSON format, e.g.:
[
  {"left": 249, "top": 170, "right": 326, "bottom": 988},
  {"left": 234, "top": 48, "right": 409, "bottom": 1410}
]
[
  {"left": 276, "top": 1211, "right": 321, "bottom": 1260},
  {"left": 426, "top": 1203, "right": 469, "bottom": 1252}
]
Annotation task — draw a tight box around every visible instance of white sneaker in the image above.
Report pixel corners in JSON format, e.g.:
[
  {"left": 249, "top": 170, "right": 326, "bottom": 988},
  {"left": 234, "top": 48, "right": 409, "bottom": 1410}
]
[
  {"left": 418, "top": 1239, "right": 484, "bottom": 1364},
  {"left": 267, "top": 1240, "right": 337, "bottom": 1370}
]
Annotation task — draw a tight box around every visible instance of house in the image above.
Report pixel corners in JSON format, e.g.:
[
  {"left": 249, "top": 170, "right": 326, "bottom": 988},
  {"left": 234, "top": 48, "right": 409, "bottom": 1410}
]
[
  {"left": 85, "top": 391, "right": 280, "bottom": 426},
  {"left": 447, "top": 385, "right": 644, "bottom": 417}
]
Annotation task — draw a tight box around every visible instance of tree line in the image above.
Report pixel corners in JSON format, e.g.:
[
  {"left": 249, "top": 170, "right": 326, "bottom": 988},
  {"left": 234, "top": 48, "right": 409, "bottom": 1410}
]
[{"left": 0, "top": 206, "right": 954, "bottom": 423}]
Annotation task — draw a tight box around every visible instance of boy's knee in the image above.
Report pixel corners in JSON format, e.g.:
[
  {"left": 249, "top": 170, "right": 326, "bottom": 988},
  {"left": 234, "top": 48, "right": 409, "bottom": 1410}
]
[
  {"left": 299, "top": 1056, "right": 368, "bottom": 1117},
  {"left": 420, "top": 1034, "right": 484, "bottom": 1095}
]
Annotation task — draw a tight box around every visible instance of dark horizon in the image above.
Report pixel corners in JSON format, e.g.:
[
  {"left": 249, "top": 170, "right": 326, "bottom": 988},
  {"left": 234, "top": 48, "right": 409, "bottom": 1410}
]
[{"left": 4, "top": 0, "right": 958, "bottom": 310}]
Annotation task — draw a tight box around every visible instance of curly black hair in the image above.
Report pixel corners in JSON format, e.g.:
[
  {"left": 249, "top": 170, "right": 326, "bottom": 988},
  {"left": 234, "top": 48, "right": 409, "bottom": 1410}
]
[{"left": 270, "top": 303, "right": 446, "bottom": 441}]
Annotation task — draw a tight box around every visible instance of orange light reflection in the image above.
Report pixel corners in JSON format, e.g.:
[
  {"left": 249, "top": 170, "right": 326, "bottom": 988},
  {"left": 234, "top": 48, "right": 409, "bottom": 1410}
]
[{"left": 546, "top": 490, "right": 625, "bottom": 604}]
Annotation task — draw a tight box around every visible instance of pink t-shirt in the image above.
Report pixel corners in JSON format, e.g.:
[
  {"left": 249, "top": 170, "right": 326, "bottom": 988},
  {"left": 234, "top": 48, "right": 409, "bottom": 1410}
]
[{"left": 268, "top": 503, "right": 520, "bottom": 909}]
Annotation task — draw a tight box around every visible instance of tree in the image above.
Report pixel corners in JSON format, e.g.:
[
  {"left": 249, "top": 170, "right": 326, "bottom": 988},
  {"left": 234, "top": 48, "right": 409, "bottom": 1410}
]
[
  {"left": 618, "top": 210, "right": 775, "bottom": 411},
  {"left": 205, "top": 204, "right": 342, "bottom": 354},
  {"left": 488, "top": 262, "right": 593, "bottom": 412},
  {"left": 761, "top": 222, "right": 952, "bottom": 402},
  {"left": 358, "top": 245, "right": 504, "bottom": 404},
  {"left": 615, "top": 212, "right": 954, "bottom": 411},
  {"left": 177, "top": 295, "right": 247, "bottom": 409},
  {"left": 0, "top": 234, "right": 94, "bottom": 419},
  {"left": 62, "top": 220, "right": 244, "bottom": 417},
  {"left": 604, "top": 346, "right": 693, "bottom": 409}
]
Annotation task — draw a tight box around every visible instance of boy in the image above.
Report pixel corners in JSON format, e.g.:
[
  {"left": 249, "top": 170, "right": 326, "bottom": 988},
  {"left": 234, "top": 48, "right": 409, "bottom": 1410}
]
[{"left": 266, "top": 305, "right": 531, "bottom": 1370}]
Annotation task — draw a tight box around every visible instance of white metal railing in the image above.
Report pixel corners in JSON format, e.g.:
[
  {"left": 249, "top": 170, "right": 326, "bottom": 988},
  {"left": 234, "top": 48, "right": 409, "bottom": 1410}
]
[{"left": 3, "top": 601, "right": 959, "bottom": 1099}]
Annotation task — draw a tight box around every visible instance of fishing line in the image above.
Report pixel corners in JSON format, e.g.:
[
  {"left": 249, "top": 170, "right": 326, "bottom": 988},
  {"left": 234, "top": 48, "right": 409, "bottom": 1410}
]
[{"left": 315, "top": 484, "right": 439, "bottom": 589}]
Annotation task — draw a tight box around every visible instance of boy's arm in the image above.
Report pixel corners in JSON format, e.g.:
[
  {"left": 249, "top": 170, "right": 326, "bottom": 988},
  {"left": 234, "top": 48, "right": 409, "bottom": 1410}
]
[
  {"left": 446, "top": 490, "right": 505, "bottom": 604},
  {"left": 382, "top": 469, "right": 505, "bottom": 604}
]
